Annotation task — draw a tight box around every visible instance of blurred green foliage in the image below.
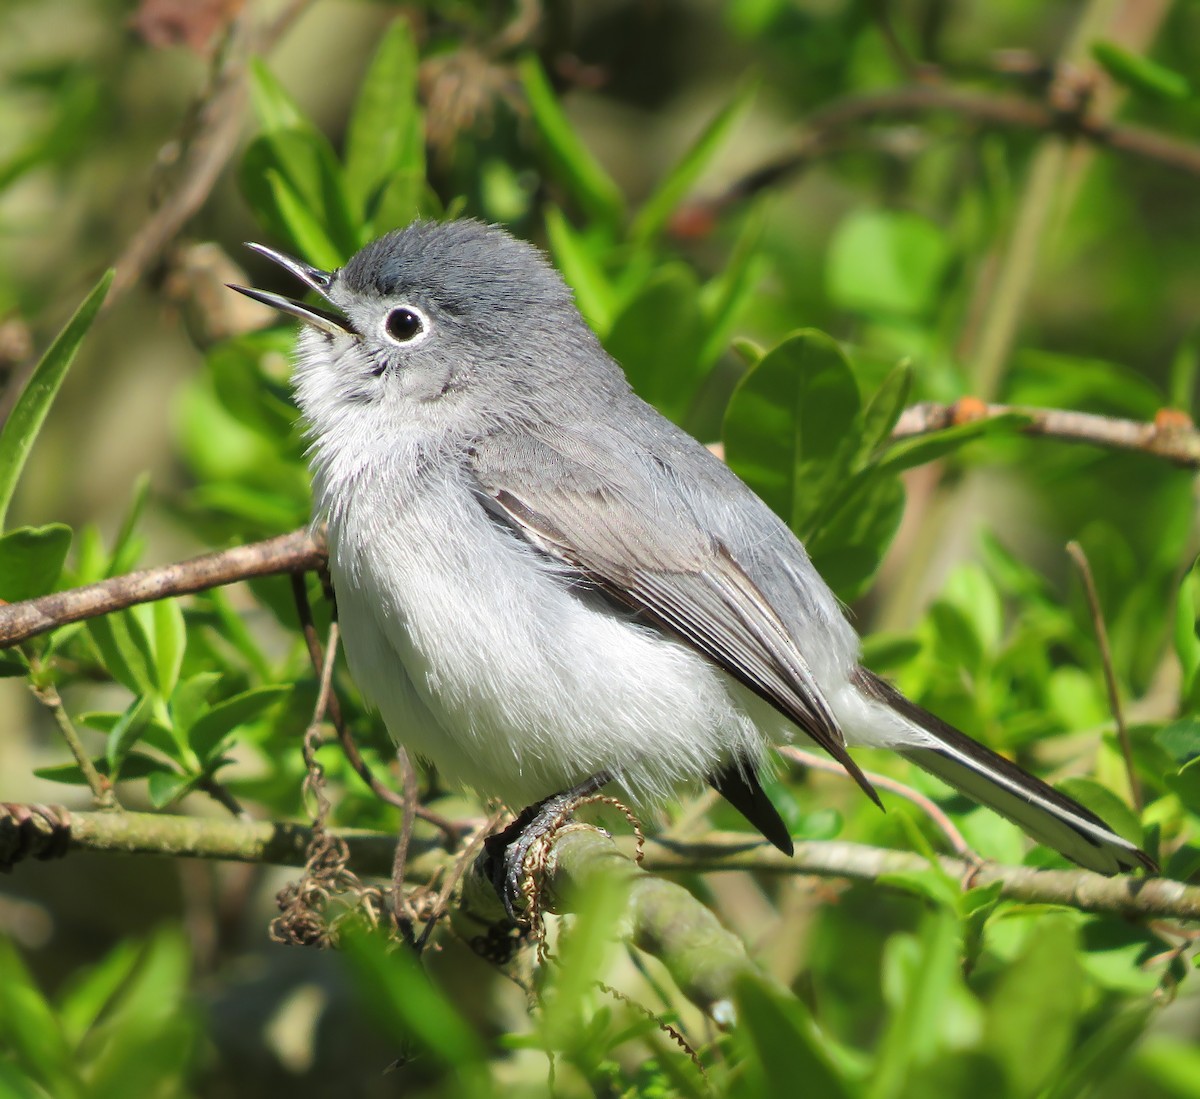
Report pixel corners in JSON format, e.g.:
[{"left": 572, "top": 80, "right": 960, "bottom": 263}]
[{"left": 2, "top": 1, "right": 1200, "bottom": 1096}]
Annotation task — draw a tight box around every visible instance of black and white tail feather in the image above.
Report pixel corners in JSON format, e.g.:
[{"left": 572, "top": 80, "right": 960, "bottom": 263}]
[{"left": 850, "top": 667, "right": 1154, "bottom": 875}]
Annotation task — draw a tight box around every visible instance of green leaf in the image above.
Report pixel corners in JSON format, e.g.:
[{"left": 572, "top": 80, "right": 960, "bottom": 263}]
[
  {"left": 56, "top": 941, "right": 142, "bottom": 1047},
  {"left": 0, "top": 523, "right": 71, "bottom": 602},
  {"left": 1044, "top": 1006, "right": 1154, "bottom": 1099},
  {"left": 604, "top": 264, "right": 708, "bottom": 425},
  {"left": 860, "top": 362, "right": 913, "bottom": 457},
  {"left": 1175, "top": 561, "right": 1200, "bottom": 697},
  {"left": 34, "top": 751, "right": 171, "bottom": 785},
  {"left": 0, "top": 270, "right": 112, "bottom": 528},
  {"left": 808, "top": 473, "right": 905, "bottom": 601},
  {"left": 0, "top": 939, "right": 80, "bottom": 1099},
  {"left": 1157, "top": 717, "right": 1200, "bottom": 765},
  {"left": 723, "top": 329, "right": 862, "bottom": 533},
  {"left": 875, "top": 412, "right": 1028, "bottom": 475},
  {"left": 698, "top": 206, "right": 769, "bottom": 366},
  {"left": 1092, "top": 42, "right": 1191, "bottom": 101},
  {"left": 147, "top": 771, "right": 197, "bottom": 809},
  {"left": 518, "top": 55, "right": 623, "bottom": 226},
  {"left": 734, "top": 975, "right": 858, "bottom": 1099},
  {"left": 104, "top": 696, "right": 153, "bottom": 778},
  {"left": 344, "top": 19, "right": 424, "bottom": 228},
  {"left": 247, "top": 58, "right": 307, "bottom": 133},
  {"left": 631, "top": 81, "right": 756, "bottom": 242},
  {"left": 827, "top": 209, "right": 949, "bottom": 317},
  {"left": 86, "top": 611, "right": 156, "bottom": 695},
  {"left": 984, "top": 917, "right": 1083, "bottom": 1097},
  {"left": 0, "top": 652, "right": 29, "bottom": 677},
  {"left": 151, "top": 599, "right": 186, "bottom": 696},
  {"left": 1056, "top": 777, "right": 1142, "bottom": 847},
  {"left": 105, "top": 474, "right": 150, "bottom": 578},
  {"left": 241, "top": 154, "right": 347, "bottom": 272},
  {"left": 544, "top": 206, "right": 617, "bottom": 333},
  {"left": 188, "top": 685, "right": 288, "bottom": 761}
]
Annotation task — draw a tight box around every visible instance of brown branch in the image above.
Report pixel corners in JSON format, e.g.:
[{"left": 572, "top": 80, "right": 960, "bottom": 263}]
[
  {"left": 5, "top": 806, "right": 1196, "bottom": 922},
  {"left": 0, "top": 529, "right": 324, "bottom": 649},
  {"left": 891, "top": 399, "right": 1200, "bottom": 468},
  {"left": 108, "top": 0, "right": 316, "bottom": 304},
  {"left": 682, "top": 82, "right": 1200, "bottom": 227}
]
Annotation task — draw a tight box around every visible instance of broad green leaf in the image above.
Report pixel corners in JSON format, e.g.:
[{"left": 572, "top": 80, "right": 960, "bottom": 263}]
[
  {"left": 188, "top": 685, "right": 289, "bottom": 761},
  {"left": 984, "top": 917, "right": 1083, "bottom": 1097},
  {"left": 0, "top": 270, "right": 112, "bottom": 528},
  {"left": 631, "top": 81, "right": 756, "bottom": 242},
  {"left": 734, "top": 976, "right": 858, "bottom": 1099},
  {"left": 1157, "top": 717, "right": 1200, "bottom": 765},
  {"left": 147, "top": 771, "right": 197, "bottom": 809},
  {"left": 1093, "top": 42, "right": 1191, "bottom": 101},
  {"left": 869, "top": 910, "right": 962, "bottom": 1099},
  {"left": 723, "top": 329, "right": 861, "bottom": 532},
  {"left": 344, "top": 19, "right": 424, "bottom": 226},
  {"left": 604, "top": 264, "right": 707, "bottom": 425},
  {"left": 544, "top": 205, "right": 617, "bottom": 333},
  {"left": 827, "top": 209, "right": 949, "bottom": 318},
  {"left": 808, "top": 473, "right": 905, "bottom": 601},
  {"left": 518, "top": 55, "right": 623, "bottom": 226},
  {"left": 0, "top": 523, "right": 71, "bottom": 602}
]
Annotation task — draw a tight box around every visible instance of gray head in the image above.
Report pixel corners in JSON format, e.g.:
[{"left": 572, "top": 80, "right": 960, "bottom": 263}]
[{"left": 231, "top": 219, "right": 623, "bottom": 444}]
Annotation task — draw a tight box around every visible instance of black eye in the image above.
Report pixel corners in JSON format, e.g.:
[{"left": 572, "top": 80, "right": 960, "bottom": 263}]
[{"left": 385, "top": 307, "right": 424, "bottom": 343}]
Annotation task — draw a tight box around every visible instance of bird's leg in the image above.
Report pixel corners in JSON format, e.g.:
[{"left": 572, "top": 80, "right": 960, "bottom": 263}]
[{"left": 484, "top": 771, "right": 613, "bottom": 923}]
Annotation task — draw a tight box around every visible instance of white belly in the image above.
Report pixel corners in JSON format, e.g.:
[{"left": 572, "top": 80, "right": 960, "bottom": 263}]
[{"left": 327, "top": 470, "right": 769, "bottom": 807}]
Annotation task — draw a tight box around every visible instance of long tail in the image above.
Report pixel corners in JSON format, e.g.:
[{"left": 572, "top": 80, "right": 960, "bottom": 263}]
[{"left": 851, "top": 668, "right": 1155, "bottom": 875}]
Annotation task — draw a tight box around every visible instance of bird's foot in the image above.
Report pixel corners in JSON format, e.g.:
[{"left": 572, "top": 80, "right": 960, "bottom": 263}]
[{"left": 484, "top": 772, "right": 612, "bottom": 924}]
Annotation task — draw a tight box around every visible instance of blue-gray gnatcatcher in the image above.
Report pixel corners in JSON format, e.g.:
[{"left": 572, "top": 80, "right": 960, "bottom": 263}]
[{"left": 231, "top": 219, "right": 1152, "bottom": 883}]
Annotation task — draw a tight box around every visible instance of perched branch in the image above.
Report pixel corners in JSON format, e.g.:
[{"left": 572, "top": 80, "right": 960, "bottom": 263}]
[
  {"left": 892, "top": 399, "right": 1200, "bottom": 468},
  {"left": 0, "top": 529, "right": 324, "bottom": 648},
  {"left": 642, "top": 834, "right": 1200, "bottom": 922},
  {"left": 5, "top": 806, "right": 1198, "bottom": 922}
]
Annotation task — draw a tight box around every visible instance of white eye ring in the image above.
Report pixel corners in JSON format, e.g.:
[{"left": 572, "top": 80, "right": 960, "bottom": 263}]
[{"left": 381, "top": 304, "right": 431, "bottom": 347}]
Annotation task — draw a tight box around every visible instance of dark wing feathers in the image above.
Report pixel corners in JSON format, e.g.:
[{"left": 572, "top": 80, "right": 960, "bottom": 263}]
[{"left": 470, "top": 435, "right": 881, "bottom": 809}]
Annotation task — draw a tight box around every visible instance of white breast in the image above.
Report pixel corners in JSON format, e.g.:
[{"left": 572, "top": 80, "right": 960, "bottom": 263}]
[{"left": 324, "top": 456, "right": 771, "bottom": 808}]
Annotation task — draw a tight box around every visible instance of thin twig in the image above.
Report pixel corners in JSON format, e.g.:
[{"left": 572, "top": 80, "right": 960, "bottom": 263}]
[
  {"left": 392, "top": 748, "right": 421, "bottom": 936},
  {"left": 28, "top": 680, "right": 116, "bottom": 810},
  {"left": 108, "top": 0, "right": 316, "bottom": 304},
  {"left": 891, "top": 399, "right": 1200, "bottom": 467},
  {"left": 778, "top": 745, "right": 974, "bottom": 857},
  {"left": 1066, "top": 541, "right": 1143, "bottom": 811},
  {"left": 681, "top": 81, "right": 1200, "bottom": 228}
]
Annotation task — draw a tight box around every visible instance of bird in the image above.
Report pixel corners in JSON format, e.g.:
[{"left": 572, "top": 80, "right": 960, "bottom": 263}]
[{"left": 230, "top": 218, "right": 1154, "bottom": 898}]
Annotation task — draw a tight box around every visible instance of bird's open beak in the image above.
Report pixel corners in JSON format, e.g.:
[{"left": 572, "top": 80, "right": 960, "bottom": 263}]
[{"left": 227, "top": 243, "right": 353, "bottom": 338}]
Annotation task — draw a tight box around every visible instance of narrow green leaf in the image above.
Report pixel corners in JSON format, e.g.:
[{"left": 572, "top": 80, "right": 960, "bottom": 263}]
[
  {"left": 734, "top": 976, "right": 858, "bottom": 1099},
  {"left": 631, "top": 81, "right": 757, "bottom": 242},
  {"left": 518, "top": 55, "right": 623, "bottom": 226},
  {"left": 188, "top": 685, "right": 288, "bottom": 761},
  {"left": 875, "top": 412, "right": 1028, "bottom": 475},
  {"left": 262, "top": 167, "right": 345, "bottom": 271},
  {"left": 0, "top": 523, "right": 72, "bottom": 602},
  {"left": 0, "top": 270, "right": 112, "bottom": 528},
  {"left": 248, "top": 59, "right": 306, "bottom": 132},
  {"left": 544, "top": 205, "right": 617, "bottom": 333},
  {"left": 1093, "top": 42, "right": 1191, "bottom": 101},
  {"left": 152, "top": 598, "right": 186, "bottom": 696},
  {"left": 87, "top": 611, "right": 155, "bottom": 695},
  {"left": 34, "top": 752, "right": 171, "bottom": 785},
  {"left": 723, "top": 329, "right": 862, "bottom": 532},
  {"left": 1057, "top": 777, "right": 1142, "bottom": 847},
  {"left": 147, "top": 771, "right": 197, "bottom": 809},
  {"left": 344, "top": 19, "right": 424, "bottom": 223},
  {"left": 56, "top": 940, "right": 142, "bottom": 1046},
  {"left": 698, "top": 205, "right": 768, "bottom": 366},
  {"left": 105, "top": 695, "right": 153, "bottom": 778},
  {"left": 0, "top": 939, "right": 81, "bottom": 1099},
  {"left": 860, "top": 362, "right": 913, "bottom": 457},
  {"left": 105, "top": 474, "right": 150, "bottom": 578}
]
